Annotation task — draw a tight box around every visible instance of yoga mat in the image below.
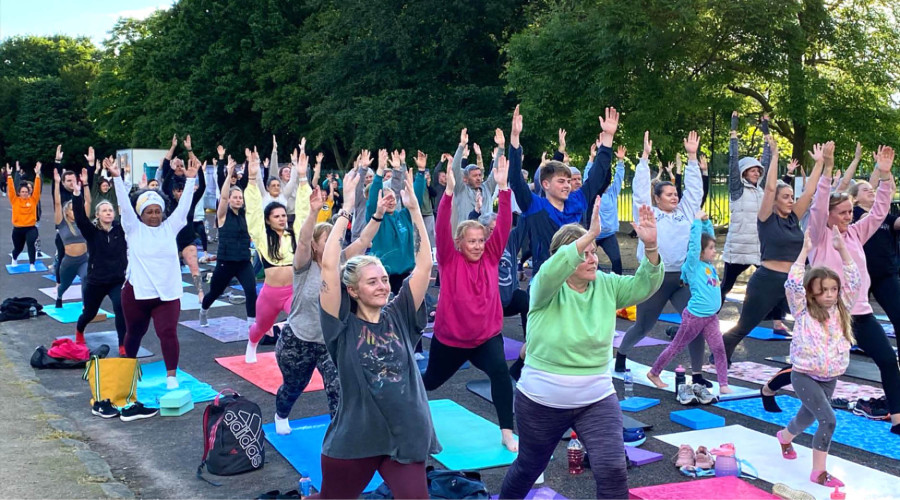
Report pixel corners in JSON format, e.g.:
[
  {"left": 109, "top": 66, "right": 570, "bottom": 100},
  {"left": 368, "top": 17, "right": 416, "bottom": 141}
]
[
  {"left": 416, "top": 350, "right": 469, "bottom": 374},
  {"left": 429, "top": 399, "right": 518, "bottom": 470},
  {"left": 881, "top": 322, "right": 895, "bottom": 338},
  {"left": 180, "top": 316, "right": 249, "bottom": 343},
  {"left": 707, "top": 360, "right": 884, "bottom": 401},
  {"left": 6, "top": 261, "right": 48, "bottom": 274},
  {"left": 10, "top": 251, "right": 51, "bottom": 261},
  {"left": 263, "top": 415, "right": 382, "bottom": 492},
  {"left": 421, "top": 332, "right": 522, "bottom": 361},
  {"left": 612, "top": 360, "right": 756, "bottom": 401},
  {"left": 624, "top": 415, "right": 653, "bottom": 430},
  {"left": 215, "top": 352, "right": 323, "bottom": 395},
  {"left": 178, "top": 292, "right": 228, "bottom": 311},
  {"left": 38, "top": 286, "right": 81, "bottom": 302},
  {"left": 657, "top": 313, "right": 788, "bottom": 341},
  {"left": 656, "top": 425, "right": 898, "bottom": 500},
  {"left": 850, "top": 344, "right": 897, "bottom": 356},
  {"left": 766, "top": 355, "right": 887, "bottom": 387},
  {"left": 58, "top": 331, "right": 152, "bottom": 358},
  {"left": 231, "top": 282, "right": 264, "bottom": 294},
  {"left": 465, "top": 379, "right": 514, "bottom": 406},
  {"left": 625, "top": 446, "right": 664, "bottom": 466},
  {"left": 630, "top": 476, "right": 777, "bottom": 499},
  {"left": 715, "top": 396, "right": 900, "bottom": 460},
  {"left": 45, "top": 302, "right": 114, "bottom": 324},
  {"left": 136, "top": 361, "right": 218, "bottom": 409},
  {"left": 613, "top": 330, "right": 670, "bottom": 348},
  {"left": 491, "top": 487, "right": 567, "bottom": 500}
]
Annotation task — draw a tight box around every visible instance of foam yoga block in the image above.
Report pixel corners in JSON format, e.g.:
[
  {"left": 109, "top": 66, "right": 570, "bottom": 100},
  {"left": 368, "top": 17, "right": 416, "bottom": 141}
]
[
  {"left": 263, "top": 415, "right": 382, "bottom": 493},
  {"left": 429, "top": 399, "right": 518, "bottom": 470},
  {"left": 6, "top": 262, "right": 48, "bottom": 274},
  {"left": 620, "top": 397, "right": 659, "bottom": 412},
  {"left": 58, "top": 331, "right": 153, "bottom": 358},
  {"left": 159, "top": 389, "right": 194, "bottom": 417},
  {"left": 136, "top": 361, "right": 218, "bottom": 409},
  {"left": 45, "top": 302, "right": 114, "bottom": 324},
  {"left": 657, "top": 313, "right": 788, "bottom": 341},
  {"left": 180, "top": 316, "right": 249, "bottom": 343},
  {"left": 715, "top": 395, "right": 900, "bottom": 461},
  {"left": 656, "top": 424, "right": 899, "bottom": 500},
  {"left": 491, "top": 487, "right": 568, "bottom": 500},
  {"left": 215, "top": 352, "right": 323, "bottom": 395},
  {"left": 629, "top": 476, "right": 778, "bottom": 499},
  {"left": 611, "top": 360, "right": 756, "bottom": 401},
  {"left": 625, "top": 446, "right": 664, "bottom": 466},
  {"left": 38, "top": 286, "right": 82, "bottom": 302},
  {"left": 670, "top": 409, "right": 725, "bottom": 430},
  {"left": 710, "top": 360, "right": 884, "bottom": 401}
]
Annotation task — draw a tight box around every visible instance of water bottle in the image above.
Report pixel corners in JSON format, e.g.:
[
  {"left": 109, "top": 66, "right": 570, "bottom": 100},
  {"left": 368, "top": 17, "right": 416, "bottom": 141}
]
[
  {"left": 298, "top": 470, "right": 312, "bottom": 497},
  {"left": 28, "top": 305, "right": 37, "bottom": 318},
  {"left": 567, "top": 432, "right": 584, "bottom": 475},
  {"left": 675, "top": 365, "right": 686, "bottom": 390},
  {"left": 623, "top": 369, "right": 634, "bottom": 399}
]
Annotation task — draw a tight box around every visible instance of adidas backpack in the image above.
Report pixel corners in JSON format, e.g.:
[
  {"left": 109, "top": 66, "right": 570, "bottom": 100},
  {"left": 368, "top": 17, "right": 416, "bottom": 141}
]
[{"left": 197, "top": 389, "right": 265, "bottom": 484}]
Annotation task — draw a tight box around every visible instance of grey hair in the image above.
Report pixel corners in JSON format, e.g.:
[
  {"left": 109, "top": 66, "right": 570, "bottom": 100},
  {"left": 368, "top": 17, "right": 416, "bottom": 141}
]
[{"left": 478, "top": 213, "right": 497, "bottom": 226}]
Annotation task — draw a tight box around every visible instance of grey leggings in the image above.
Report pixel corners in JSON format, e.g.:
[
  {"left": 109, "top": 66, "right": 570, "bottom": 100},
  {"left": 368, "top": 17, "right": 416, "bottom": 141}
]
[
  {"left": 618, "top": 271, "right": 705, "bottom": 373},
  {"left": 787, "top": 371, "right": 837, "bottom": 452},
  {"left": 275, "top": 326, "right": 340, "bottom": 419},
  {"left": 58, "top": 253, "right": 88, "bottom": 300}
]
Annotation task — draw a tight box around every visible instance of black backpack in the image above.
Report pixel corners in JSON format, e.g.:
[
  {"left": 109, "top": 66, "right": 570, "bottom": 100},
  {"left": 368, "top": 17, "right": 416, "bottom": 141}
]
[
  {"left": 365, "top": 466, "right": 490, "bottom": 499},
  {"left": 0, "top": 297, "right": 42, "bottom": 322},
  {"left": 197, "top": 390, "right": 265, "bottom": 485}
]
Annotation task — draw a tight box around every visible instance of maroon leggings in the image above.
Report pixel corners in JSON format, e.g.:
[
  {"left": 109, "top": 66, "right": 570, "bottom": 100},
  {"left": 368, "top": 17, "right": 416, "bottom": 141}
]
[
  {"left": 316, "top": 454, "right": 427, "bottom": 499},
  {"left": 121, "top": 282, "right": 181, "bottom": 371}
]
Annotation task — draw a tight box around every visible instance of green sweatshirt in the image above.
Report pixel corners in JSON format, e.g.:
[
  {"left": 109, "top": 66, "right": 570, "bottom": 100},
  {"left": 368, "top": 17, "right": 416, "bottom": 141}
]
[{"left": 527, "top": 242, "right": 664, "bottom": 375}]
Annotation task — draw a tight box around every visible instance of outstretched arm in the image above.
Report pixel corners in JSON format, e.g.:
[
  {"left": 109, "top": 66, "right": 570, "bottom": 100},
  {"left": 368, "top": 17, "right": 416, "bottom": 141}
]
[
  {"left": 758, "top": 135, "right": 781, "bottom": 221},
  {"left": 294, "top": 187, "right": 324, "bottom": 270},
  {"left": 794, "top": 143, "right": 826, "bottom": 217},
  {"left": 53, "top": 169, "right": 63, "bottom": 225},
  {"left": 216, "top": 157, "right": 235, "bottom": 227},
  {"left": 320, "top": 206, "right": 347, "bottom": 319},
  {"left": 400, "top": 168, "right": 433, "bottom": 307}
]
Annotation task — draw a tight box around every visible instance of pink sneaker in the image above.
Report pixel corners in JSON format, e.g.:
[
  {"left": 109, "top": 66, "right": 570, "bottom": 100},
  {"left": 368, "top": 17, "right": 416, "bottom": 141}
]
[
  {"left": 812, "top": 470, "right": 844, "bottom": 488},
  {"left": 777, "top": 431, "right": 797, "bottom": 460},
  {"left": 673, "top": 444, "right": 695, "bottom": 468}
]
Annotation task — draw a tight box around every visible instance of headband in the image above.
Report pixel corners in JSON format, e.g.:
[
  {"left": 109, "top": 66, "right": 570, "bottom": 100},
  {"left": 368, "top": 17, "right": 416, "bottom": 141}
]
[{"left": 136, "top": 191, "right": 165, "bottom": 215}]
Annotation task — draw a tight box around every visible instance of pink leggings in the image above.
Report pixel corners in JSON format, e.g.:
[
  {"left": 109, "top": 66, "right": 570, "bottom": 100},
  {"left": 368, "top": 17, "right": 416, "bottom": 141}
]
[{"left": 248, "top": 283, "right": 292, "bottom": 344}]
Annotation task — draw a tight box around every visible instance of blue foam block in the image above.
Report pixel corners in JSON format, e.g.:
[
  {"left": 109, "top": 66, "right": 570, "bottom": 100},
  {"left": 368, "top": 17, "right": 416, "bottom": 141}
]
[
  {"left": 6, "top": 261, "right": 48, "bottom": 274},
  {"left": 658, "top": 312, "right": 786, "bottom": 341},
  {"left": 263, "top": 415, "right": 382, "bottom": 492},
  {"left": 136, "top": 361, "right": 218, "bottom": 409},
  {"left": 42, "top": 273, "right": 81, "bottom": 284},
  {"left": 716, "top": 395, "right": 900, "bottom": 460},
  {"left": 670, "top": 409, "right": 725, "bottom": 430},
  {"left": 45, "top": 302, "right": 114, "bottom": 324},
  {"left": 620, "top": 397, "right": 660, "bottom": 412}
]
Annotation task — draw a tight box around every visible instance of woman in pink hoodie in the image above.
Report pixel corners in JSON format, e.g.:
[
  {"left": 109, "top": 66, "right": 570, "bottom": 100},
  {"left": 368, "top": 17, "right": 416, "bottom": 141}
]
[{"left": 422, "top": 127, "right": 516, "bottom": 452}]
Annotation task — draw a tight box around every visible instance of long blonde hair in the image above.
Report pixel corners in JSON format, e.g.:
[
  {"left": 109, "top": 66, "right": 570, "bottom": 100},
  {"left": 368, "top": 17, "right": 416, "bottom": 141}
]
[
  {"left": 311, "top": 222, "right": 332, "bottom": 263},
  {"left": 804, "top": 266, "right": 854, "bottom": 344}
]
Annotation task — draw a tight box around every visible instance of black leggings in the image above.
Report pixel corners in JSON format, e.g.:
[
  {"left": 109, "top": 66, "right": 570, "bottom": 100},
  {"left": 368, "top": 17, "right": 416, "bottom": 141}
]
[
  {"left": 722, "top": 266, "right": 789, "bottom": 361},
  {"left": 77, "top": 281, "right": 126, "bottom": 343},
  {"left": 719, "top": 262, "right": 784, "bottom": 320},
  {"left": 193, "top": 221, "right": 208, "bottom": 252},
  {"left": 202, "top": 259, "right": 257, "bottom": 317},
  {"left": 502, "top": 288, "right": 529, "bottom": 337},
  {"left": 11, "top": 226, "right": 38, "bottom": 264},
  {"left": 852, "top": 313, "right": 900, "bottom": 414},
  {"left": 596, "top": 234, "right": 623, "bottom": 275},
  {"left": 423, "top": 334, "right": 515, "bottom": 429}
]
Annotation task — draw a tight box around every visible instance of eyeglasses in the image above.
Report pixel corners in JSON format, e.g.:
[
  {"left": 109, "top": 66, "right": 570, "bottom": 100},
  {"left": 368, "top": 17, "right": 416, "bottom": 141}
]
[{"left": 830, "top": 191, "right": 850, "bottom": 200}]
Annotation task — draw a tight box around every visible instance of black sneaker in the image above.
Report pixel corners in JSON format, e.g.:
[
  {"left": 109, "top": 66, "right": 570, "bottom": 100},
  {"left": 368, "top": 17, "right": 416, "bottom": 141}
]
[
  {"left": 830, "top": 398, "right": 850, "bottom": 410},
  {"left": 853, "top": 397, "right": 890, "bottom": 420},
  {"left": 91, "top": 399, "right": 119, "bottom": 419},
  {"left": 614, "top": 352, "right": 627, "bottom": 373},
  {"left": 119, "top": 402, "right": 158, "bottom": 422}
]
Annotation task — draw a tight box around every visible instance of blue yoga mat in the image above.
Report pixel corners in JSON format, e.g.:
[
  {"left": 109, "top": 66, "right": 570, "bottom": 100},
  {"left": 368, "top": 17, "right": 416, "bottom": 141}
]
[
  {"left": 716, "top": 395, "right": 900, "bottom": 460},
  {"left": 6, "top": 262, "right": 48, "bottom": 274},
  {"left": 263, "top": 415, "right": 382, "bottom": 492},
  {"left": 42, "top": 273, "right": 81, "bottom": 284},
  {"left": 45, "top": 302, "right": 114, "bottom": 324},
  {"left": 658, "top": 313, "right": 788, "bottom": 341},
  {"left": 137, "top": 361, "right": 218, "bottom": 409},
  {"left": 429, "top": 399, "right": 518, "bottom": 470}
]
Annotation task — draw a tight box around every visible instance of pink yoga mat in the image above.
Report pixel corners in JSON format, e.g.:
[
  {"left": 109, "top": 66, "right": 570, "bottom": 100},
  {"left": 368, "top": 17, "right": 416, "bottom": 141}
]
[
  {"left": 629, "top": 476, "right": 778, "bottom": 499},
  {"left": 216, "top": 352, "right": 323, "bottom": 395}
]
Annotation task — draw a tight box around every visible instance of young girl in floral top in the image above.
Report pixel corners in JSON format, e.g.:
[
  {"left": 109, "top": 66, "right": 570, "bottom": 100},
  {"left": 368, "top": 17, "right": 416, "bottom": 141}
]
[{"left": 776, "top": 227, "right": 860, "bottom": 488}]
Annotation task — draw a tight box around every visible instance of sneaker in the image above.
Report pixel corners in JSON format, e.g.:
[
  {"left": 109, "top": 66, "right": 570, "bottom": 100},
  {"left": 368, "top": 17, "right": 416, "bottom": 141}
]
[
  {"left": 672, "top": 444, "right": 695, "bottom": 467},
  {"left": 198, "top": 308, "right": 209, "bottom": 327},
  {"left": 772, "top": 483, "right": 816, "bottom": 500},
  {"left": 853, "top": 397, "right": 890, "bottom": 420},
  {"left": 91, "top": 399, "right": 119, "bottom": 419},
  {"left": 55, "top": 297, "right": 63, "bottom": 309},
  {"left": 414, "top": 352, "right": 426, "bottom": 361},
  {"left": 614, "top": 352, "right": 627, "bottom": 373},
  {"left": 692, "top": 383, "right": 717, "bottom": 405},
  {"left": 624, "top": 427, "right": 646, "bottom": 447},
  {"left": 10, "top": 256, "right": 15, "bottom": 266},
  {"left": 830, "top": 398, "right": 850, "bottom": 410},
  {"left": 119, "top": 402, "right": 158, "bottom": 421},
  {"left": 694, "top": 445, "right": 714, "bottom": 469},
  {"left": 29, "top": 264, "right": 36, "bottom": 272},
  {"left": 812, "top": 470, "right": 844, "bottom": 488},
  {"left": 677, "top": 383, "right": 699, "bottom": 405}
]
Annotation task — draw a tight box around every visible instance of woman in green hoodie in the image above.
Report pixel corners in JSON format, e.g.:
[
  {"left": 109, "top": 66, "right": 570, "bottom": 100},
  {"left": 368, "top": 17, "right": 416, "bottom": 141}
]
[{"left": 500, "top": 201, "right": 663, "bottom": 500}]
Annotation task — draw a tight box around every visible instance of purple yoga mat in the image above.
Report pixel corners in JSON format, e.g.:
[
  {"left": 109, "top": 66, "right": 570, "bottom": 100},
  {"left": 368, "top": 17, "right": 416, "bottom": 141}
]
[
  {"left": 422, "top": 331, "right": 522, "bottom": 361},
  {"left": 614, "top": 331, "right": 670, "bottom": 348},
  {"left": 625, "top": 445, "right": 664, "bottom": 466},
  {"left": 491, "top": 487, "right": 567, "bottom": 500}
]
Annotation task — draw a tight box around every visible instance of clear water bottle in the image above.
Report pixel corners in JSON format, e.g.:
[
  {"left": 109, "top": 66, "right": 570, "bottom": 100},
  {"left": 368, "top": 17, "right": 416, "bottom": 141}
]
[
  {"left": 623, "top": 368, "right": 634, "bottom": 399},
  {"left": 298, "top": 469, "right": 312, "bottom": 497},
  {"left": 28, "top": 305, "right": 37, "bottom": 318},
  {"left": 567, "top": 432, "right": 584, "bottom": 475}
]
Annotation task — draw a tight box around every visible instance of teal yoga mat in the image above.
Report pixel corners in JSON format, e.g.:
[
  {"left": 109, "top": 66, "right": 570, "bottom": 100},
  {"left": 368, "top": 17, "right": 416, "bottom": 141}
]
[
  {"left": 136, "top": 361, "right": 218, "bottom": 409},
  {"left": 45, "top": 302, "right": 114, "bottom": 324},
  {"left": 429, "top": 399, "right": 517, "bottom": 470},
  {"left": 6, "top": 261, "right": 48, "bottom": 274},
  {"left": 657, "top": 313, "right": 788, "bottom": 341},
  {"left": 716, "top": 395, "right": 900, "bottom": 460},
  {"left": 263, "top": 415, "right": 382, "bottom": 492}
]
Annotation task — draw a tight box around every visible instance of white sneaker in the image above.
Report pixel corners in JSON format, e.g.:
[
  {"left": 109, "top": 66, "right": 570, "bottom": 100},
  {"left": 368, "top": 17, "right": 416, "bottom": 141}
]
[
  {"left": 245, "top": 341, "right": 258, "bottom": 363},
  {"left": 414, "top": 352, "right": 425, "bottom": 361},
  {"left": 274, "top": 414, "right": 292, "bottom": 435},
  {"left": 166, "top": 376, "right": 179, "bottom": 389},
  {"left": 199, "top": 308, "right": 209, "bottom": 327},
  {"left": 29, "top": 264, "right": 36, "bottom": 272},
  {"left": 10, "top": 256, "right": 16, "bottom": 266}
]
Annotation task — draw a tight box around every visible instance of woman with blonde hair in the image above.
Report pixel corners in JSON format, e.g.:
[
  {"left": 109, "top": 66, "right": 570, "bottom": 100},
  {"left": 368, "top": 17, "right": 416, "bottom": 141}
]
[{"left": 53, "top": 168, "right": 91, "bottom": 309}]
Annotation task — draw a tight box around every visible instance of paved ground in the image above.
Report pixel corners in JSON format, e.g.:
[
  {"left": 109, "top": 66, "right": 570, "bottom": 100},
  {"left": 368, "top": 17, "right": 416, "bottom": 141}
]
[{"left": 0, "top": 189, "right": 897, "bottom": 499}]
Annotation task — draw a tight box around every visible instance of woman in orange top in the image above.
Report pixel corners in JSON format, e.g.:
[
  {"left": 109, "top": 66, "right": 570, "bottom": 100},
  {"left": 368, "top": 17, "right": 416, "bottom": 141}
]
[{"left": 7, "top": 162, "right": 43, "bottom": 270}]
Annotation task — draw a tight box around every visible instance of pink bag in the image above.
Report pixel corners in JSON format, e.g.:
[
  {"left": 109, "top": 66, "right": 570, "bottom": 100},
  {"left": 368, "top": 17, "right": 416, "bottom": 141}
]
[{"left": 47, "top": 338, "right": 90, "bottom": 361}]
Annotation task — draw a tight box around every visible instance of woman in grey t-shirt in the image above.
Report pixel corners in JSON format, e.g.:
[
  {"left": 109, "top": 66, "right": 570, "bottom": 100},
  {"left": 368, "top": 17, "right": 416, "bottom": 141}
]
[{"left": 318, "top": 168, "right": 438, "bottom": 499}]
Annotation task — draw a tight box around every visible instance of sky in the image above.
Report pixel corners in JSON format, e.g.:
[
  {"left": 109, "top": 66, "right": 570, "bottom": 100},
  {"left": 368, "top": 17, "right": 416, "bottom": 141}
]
[{"left": 0, "top": 0, "right": 174, "bottom": 47}]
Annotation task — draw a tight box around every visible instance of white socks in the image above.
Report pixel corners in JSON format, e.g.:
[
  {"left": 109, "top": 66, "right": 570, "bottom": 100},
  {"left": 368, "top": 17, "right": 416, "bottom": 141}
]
[
  {"left": 245, "top": 340, "right": 258, "bottom": 363},
  {"left": 274, "top": 413, "right": 292, "bottom": 435},
  {"left": 199, "top": 308, "right": 209, "bottom": 327},
  {"left": 166, "top": 376, "right": 179, "bottom": 389}
]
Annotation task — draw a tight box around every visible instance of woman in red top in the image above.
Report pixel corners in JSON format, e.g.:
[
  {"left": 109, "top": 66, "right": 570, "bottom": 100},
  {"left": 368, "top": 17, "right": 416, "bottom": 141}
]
[{"left": 422, "top": 128, "right": 517, "bottom": 451}]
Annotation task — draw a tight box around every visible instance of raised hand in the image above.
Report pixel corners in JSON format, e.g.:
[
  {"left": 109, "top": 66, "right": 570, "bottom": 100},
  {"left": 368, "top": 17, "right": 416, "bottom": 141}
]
[
  {"left": 171, "top": 134, "right": 178, "bottom": 149},
  {"left": 299, "top": 137, "right": 307, "bottom": 154},
  {"left": 378, "top": 149, "right": 389, "bottom": 174},
  {"left": 460, "top": 128, "right": 468, "bottom": 147},
  {"left": 683, "top": 131, "right": 700, "bottom": 159},
  {"left": 415, "top": 150, "right": 428, "bottom": 171},
  {"left": 375, "top": 188, "right": 389, "bottom": 218},
  {"left": 832, "top": 225, "right": 846, "bottom": 250},
  {"left": 808, "top": 143, "right": 824, "bottom": 163},
  {"left": 615, "top": 145, "right": 626, "bottom": 160},
  {"left": 184, "top": 134, "right": 192, "bottom": 151},
  {"left": 558, "top": 128, "right": 567, "bottom": 152},
  {"left": 139, "top": 173, "right": 147, "bottom": 188},
  {"left": 510, "top": 105, "right": 523, "bottom": 148},
  {"left": 787, "top": 158, "right": 799, "bottom": 173},
  {"left": 55, "top": 145, "right": 64, "bottom": 162},
  {"left": 217, "top": 144, "right": 226, "bottom": 159},
  {"left": 802, "top": 230, "right": 813, "bottom": 254},
  {"left": 494, "top": 128, "right": 505, "bottom": 148},
  {"left": 297, "top": 149, "right": 309, "bottom": 178},
  {"left": 634, "top": 205, "right": 658, "bottom": 248},
  {"left": 494, "top": 155, "right": 509, "bottom": 189},
  {"left": 665, "top": 162, "right": 674, "bottom": 177},
  {"left": 107, "top": 157, "right": 121, "bottom": 177},
  {"left": 599, "top": 107, "right": 620, "bottom": 136},
  {"left": 309, "top": 186, "right": 325, "bottom": 213},
  {"left": 877, "top": 145, "right": 895, "bottom": 173},
  {"left": 474, "top": 191, "right": 483, "bottom": 213},
  {"left": 34, "top": 161, "right": 42, "bottom": 175},
  {"left": 472, "top": 142, "right": 482, "bottom": 157},
  {"left": 400, "top": 168, "right": 419, "bottom": 210},
  {"left": 84, "top": 146, "right": 95, "bottom": 166},
  {"left": 53, "top": 168, "right": 61, "bottom": 183},
  {"left": 389, "top": 150, "right": 402, "bottom": 169},
  {"left": 316, "top": 152, "right": 325, "bottom": 167},
  {"left": 272, "top": 134, "right": 277, "bottom": 149},
  {"left": 184, "top": 157, "right": 201, "bottom": 178},
  {"left": 587, "top": 196, "right": 601, "bottom": 238},
  {"left": 358, "top": 149, "right": 373, "bottom": 169},
  {"left": 79, "top": 169, "right": 89, "bottom": 186},
  {"left": 699, "top": 154, "right": 708, "bottom": 173},
  {"left": 263, "top": 157, "right": 270, "bottom": 168},
  {"left": 248, "top": 148, "right": 261, "bottom": 178},
  {"left": 225, "top": 155, "right": 236, "bottom": 177},
  {"left": 342, "top": 168, "right": 360, "bottom": 202},
  {"left": 642, "top": 131, "right": 652, "bottom": 160},
  {"left": 695, "top": 210, "right": 708, "bottom": 221},
  {"left": 290, "top": 148, "right": 298, "bottom": 166},
  {"left": 854, "top": 142, "right": 862, "bottom": 161},
  {"left": 766, "top": 135, "right": 779, "bottom": 157},
  {"left": 832, "top": 169, "right": 841, "bottom": 182},
  {"left": 731, "top": 111, "right": 739, "bottom": 131},
  {"left": 823, "top": 141, "right": 835, "bottom": 162},
  {"left": 445, "top": 162, "right": 457, "bottom": 192},
  {"left": 540, "top": 151, "right": 548, "bottom": 166}
]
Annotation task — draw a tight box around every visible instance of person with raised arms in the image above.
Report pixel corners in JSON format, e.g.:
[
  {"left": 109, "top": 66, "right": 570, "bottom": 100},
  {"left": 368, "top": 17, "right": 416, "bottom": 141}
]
[
  {"left": 6, "top": 162, "right": 42, "bottom": 270},
  {"left": 52, "top": 168, "right": 91, "bottom": 309}
]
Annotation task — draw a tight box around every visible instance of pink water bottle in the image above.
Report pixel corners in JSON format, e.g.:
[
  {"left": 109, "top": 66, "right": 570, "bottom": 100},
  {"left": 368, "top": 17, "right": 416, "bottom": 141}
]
[{"left": 567, "top": 432, "right": 584, "bottom": 475}]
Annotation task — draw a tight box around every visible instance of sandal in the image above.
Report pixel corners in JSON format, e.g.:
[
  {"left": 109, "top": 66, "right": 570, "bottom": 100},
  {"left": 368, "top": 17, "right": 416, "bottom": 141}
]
[
  {"left": 777, "top": 431, "right": 797, "bottom": 460},
  {"left": 813, "top": 471, "right": 844, "bottom": 488}
]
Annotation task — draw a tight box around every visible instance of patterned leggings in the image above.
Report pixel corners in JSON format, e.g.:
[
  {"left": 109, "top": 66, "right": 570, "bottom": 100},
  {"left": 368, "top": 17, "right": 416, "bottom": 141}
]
[
  {"left": 650, "top": 309, "right": 729, "bottom": 387},
  {"left": 275, "top": 326, "right": 340, "bottom": 419}
]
